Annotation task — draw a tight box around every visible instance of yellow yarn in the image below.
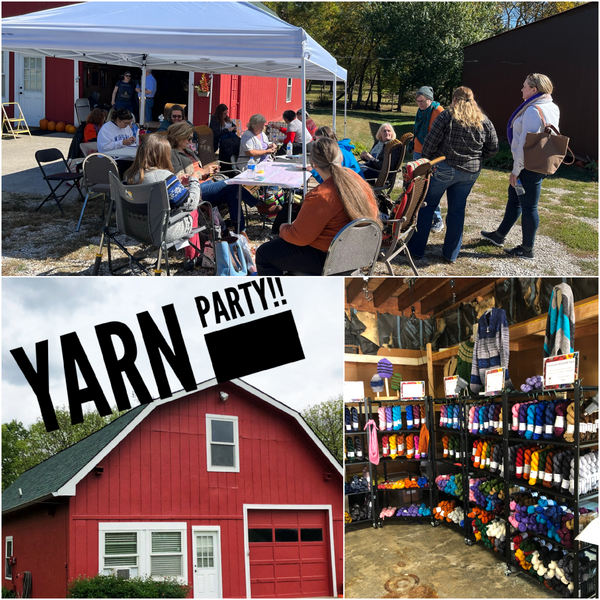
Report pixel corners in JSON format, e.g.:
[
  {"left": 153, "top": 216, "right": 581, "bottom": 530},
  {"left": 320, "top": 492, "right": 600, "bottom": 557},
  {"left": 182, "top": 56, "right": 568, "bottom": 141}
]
[
  {"left": 529, "top": 450, "right": 540, "bottom": 486},
  {"left": 389, "top": 434, "right": 398, "bottom": 459}
]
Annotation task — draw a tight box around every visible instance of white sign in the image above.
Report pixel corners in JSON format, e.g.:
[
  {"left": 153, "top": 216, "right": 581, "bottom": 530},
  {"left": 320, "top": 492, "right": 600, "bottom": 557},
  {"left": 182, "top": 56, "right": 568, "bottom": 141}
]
[
  {"left": 401, "top": 381, "right": 425, "bottom": 400},
  {"left": 344, "top": 380, "right": 365, "bottom": 403},
  {"left": 444, "top": 376, "right": 459, "bottom": 398},
  {"left": 484, "top": 368, "right": 504, "bottom": 396},
  {"left": 543, "top": 352, "right": 579, "bottom": 390}
]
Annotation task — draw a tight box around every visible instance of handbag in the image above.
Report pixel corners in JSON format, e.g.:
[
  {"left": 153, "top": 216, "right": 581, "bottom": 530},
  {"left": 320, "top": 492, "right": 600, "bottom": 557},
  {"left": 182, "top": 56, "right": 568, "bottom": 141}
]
[
  {"left": 215, "top": 236, "right": 248, "bottom": 276},
  {"left": 523, "top": 106, "right": 574, "bottom": 175}
]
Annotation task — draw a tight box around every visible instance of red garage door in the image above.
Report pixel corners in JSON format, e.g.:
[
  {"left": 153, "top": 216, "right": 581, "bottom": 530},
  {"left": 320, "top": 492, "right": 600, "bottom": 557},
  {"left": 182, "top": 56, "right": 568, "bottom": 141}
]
[{"left": 248, "top": 509, "right": 332, "bottom": 598}]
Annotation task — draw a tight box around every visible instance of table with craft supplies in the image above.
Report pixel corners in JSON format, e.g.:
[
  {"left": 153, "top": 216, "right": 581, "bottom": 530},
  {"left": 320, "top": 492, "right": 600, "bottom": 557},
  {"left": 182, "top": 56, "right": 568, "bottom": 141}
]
[
  {"left": 103, "top": 146, "right": 138, "bottom": 160},
  {"left": 225, "top": 160, "right": 311, "bottom": 232}
]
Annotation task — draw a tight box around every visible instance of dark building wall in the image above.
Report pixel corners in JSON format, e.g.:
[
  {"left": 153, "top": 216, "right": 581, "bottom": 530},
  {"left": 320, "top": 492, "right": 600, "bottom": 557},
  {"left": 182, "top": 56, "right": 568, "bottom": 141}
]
[{"left": 463, "top": 3, "right": 598, "bottom": 159}]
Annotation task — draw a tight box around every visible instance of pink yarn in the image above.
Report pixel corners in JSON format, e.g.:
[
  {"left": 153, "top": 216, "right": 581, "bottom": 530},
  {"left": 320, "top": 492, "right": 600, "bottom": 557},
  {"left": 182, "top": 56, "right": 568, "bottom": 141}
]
[
  {"left": 364, "top": 419, "right": 380, "bottom": 465},
  {"left": 512, "top": 403, "right": 520, "bottom": 431},
  {"left": 378, "top": 407, "right": 386, "bottom": 431}
]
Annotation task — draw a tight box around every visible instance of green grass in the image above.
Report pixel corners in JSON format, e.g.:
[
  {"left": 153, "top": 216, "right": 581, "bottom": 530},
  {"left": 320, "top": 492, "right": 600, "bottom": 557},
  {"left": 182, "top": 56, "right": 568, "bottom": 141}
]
[{"left": 540, "top": 220, "right": 598, "bottom": 252}]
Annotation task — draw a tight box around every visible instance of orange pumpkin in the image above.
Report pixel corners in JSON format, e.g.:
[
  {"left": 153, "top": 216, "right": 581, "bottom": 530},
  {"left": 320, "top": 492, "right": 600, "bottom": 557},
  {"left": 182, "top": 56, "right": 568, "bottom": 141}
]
[
  {"left": 55, "top": 122, "right": 66, "bottom": 133},
  {"left": 65, "top": 124, "right": 77, "bottom": 134},
  {"left": 47, "top": 121, "right": 56, "bottom": 131},
  {"left": 39, "top": 118, "right": 48, "bottom": 130}
]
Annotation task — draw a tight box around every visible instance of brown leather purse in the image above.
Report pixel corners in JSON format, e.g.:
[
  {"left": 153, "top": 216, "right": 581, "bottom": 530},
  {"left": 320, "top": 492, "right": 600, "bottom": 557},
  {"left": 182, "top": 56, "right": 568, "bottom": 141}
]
[{"left": 523, "top": 106, "right": 574, "bottom": 175}]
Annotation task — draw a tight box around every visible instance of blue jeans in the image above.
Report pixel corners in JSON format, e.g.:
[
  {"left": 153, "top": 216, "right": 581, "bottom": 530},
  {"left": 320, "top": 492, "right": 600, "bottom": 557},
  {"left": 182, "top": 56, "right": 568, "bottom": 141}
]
[
  {"left": 200, "top": 180, "right": 257, "bottom": 231},
  {"left": 414, "top": 152, "right": 441, "bottom": 225},
  {"left": 495, "top": 169, "right": 545, "bottom": 251},
  {"left": 407, "top": 162, "right": 480, "bottom": 262},
  {"left": 256, "top": 238, "right": 327, "bottom": 275},
  {"left": 143, "top": 98, "right": 154, "bottom": 123}
]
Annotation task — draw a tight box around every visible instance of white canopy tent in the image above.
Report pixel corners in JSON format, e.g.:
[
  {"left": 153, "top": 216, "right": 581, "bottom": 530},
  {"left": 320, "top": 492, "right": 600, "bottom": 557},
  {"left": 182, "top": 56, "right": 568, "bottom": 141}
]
[{"left": 2, "top": 1, "right": 348, "bottom": 177}]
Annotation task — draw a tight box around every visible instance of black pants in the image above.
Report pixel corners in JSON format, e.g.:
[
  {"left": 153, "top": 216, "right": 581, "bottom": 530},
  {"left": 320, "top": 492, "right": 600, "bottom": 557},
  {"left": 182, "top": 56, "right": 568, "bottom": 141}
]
[
  {"left": 276, "top": 141, "right": 303, "bottom": 156},
  {"left": 256, "top": 238, "right": 327, "bottom": 275}
]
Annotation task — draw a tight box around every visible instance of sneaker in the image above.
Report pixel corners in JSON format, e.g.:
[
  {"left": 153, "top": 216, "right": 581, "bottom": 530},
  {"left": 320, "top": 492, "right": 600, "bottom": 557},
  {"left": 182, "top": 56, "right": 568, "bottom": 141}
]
[
  {"left": 504, "top": 245, "right": 534, "bottom": 260},
  {"left": 481, "top": 230, "right": 505, "bottom": 247},
  {"left": 431, "top": 219, "right": 444, "bottom": 233}
]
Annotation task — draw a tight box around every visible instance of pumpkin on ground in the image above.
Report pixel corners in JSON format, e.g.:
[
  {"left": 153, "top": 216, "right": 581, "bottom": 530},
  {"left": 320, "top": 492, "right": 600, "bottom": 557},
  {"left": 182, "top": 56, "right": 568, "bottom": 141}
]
[
  {"left": 39, "top": 118, "right": 48, "bottom": 130},
  {"left": 55, "top": 122, "right": 66, "bottom": 132},
  {"left": 65, "top": 124, "right": 77, "bottom": 134},
  {"left": 47, "top": 121, "right": 56, "bottom": 131}
]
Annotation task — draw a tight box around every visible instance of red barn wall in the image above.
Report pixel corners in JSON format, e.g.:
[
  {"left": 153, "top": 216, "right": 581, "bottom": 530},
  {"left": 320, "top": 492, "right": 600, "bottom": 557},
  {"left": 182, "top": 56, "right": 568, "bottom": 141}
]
[
  {"left": 2, "top": 501, "right": 70, "bottom": 599},
  {"left": 45, "top": 58, "right": 74, "bottom": 124},
  {"left": 69, "top": 383, "right": 343, "bottom": 598}
]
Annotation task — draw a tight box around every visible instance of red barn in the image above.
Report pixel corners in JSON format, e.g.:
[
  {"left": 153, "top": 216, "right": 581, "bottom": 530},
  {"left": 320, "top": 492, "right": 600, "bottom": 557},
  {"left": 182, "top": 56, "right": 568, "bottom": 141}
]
[
  {"left": 1, "top": 2, "right": 303, "bottom": 127},
  {"left": 2, "top": 379, "right": 343, "bottom": 599}
]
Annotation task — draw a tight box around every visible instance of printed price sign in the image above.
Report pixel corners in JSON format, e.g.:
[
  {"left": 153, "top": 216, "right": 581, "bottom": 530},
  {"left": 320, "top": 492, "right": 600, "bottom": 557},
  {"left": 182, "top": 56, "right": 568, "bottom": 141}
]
[
  {"left": 401, "top": 381, "right": 425, "bottom": 400},
  {"left": 543, "top": 352, "right": 579, "bottom": 390},
  {"left": 344, "top": 381, "right": 365, "bottom": 403},
  {"left": 444, "top": 376, "right": 459, "bottom": 398},
  {"left": 484, "top": 368, "right": 504, "bottom": 396}
]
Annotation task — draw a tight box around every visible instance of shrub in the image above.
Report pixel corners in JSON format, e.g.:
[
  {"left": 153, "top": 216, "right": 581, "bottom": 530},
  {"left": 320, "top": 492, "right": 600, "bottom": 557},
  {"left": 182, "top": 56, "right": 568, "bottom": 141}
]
[
  {"left": 482, "top": 142, "right": 513, "bottom": 171},
  {"left": 2, "top": 587, "right": 17, "bottom": 598},
  {"left": 67, "top": 574, "right": 191, "bottom": 598},
  {"left": 351, "top": 140, "right": 368, "bottom": 157}
]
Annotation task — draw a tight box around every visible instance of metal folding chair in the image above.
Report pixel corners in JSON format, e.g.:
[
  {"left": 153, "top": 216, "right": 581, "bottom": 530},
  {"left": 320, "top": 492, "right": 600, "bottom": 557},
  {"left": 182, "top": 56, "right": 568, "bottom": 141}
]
[
  {"left": 77, "top": 153, "right": 119, "bottom": 231},
  {"left": 35, "top": 148, "right": 84, "bottom": 213},
  {"left": 74, "top": 98, "right": 91, "bottom": 125}
]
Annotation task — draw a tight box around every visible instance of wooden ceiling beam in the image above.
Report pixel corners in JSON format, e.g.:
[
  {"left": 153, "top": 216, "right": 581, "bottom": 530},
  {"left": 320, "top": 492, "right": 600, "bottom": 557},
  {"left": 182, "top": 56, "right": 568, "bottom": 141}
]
[
  {"left": 396, "top": 278, "right": 450, "bottom": 312},
  {"left": 373, "top": 278, "right": 409, "bottom": 308},
  {"left": 346, "top": 278, "right": 365, "bottom": 304},
  {"left": 430, "top": 278, "right": 506, "bottom": 316}
]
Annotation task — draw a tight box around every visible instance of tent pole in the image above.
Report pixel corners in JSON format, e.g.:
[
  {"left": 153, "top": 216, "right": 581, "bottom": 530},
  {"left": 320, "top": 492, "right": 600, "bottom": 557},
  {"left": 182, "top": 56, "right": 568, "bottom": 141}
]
[
  {"left": 73, "top": 60, "right": 79, "bottom": 125},
  {"left": 332, "top": 75, "right": 336, "bottom": 133},
  {"left": 208, "top": 73, "right": 213, "bottom": 125},
  {"left": 301, "top": 43, "right": 307, "bottom": 199},
  {"left": 188, "top": 72, "right": 195, "bottom": 127},
  {"left": 140, "top": 65, "right": 146, "bottom": 126},
  {"left": 344, "top": 80, "right": 347, "bottom": 139}
]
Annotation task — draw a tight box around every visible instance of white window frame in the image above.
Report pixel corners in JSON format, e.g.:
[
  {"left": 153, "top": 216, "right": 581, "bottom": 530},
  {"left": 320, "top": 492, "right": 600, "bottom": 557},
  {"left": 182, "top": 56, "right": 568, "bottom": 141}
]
[
  {"left": 99, "top": 523, "right": 187, "bottom": 584},
  {"left": 5, "top": 536, "right": 13, "bottom": 581},
  {"left": 286, "top": 78, "right": 292, "bottom": 103},
  {"left": 206, "top": 414, "right": 239, "bottom": 473},
  {"left": 1, "top": 52, "right": 9, "bottom": 104}
]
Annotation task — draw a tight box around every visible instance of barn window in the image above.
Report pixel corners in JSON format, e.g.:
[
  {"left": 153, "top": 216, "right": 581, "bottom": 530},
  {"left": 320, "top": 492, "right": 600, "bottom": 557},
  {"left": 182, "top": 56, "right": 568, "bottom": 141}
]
[
  {"left": 286, "top": 78, "right": 292, "bottom": 103},
  {"left": 5, "top": 537, "right": 13, "bottom": 580},
  {"left": 99, "top": 523, "right": 187, "bottom": 582},
  {"left": 206, "top": 414, "right": 240, "bottom": 473}
]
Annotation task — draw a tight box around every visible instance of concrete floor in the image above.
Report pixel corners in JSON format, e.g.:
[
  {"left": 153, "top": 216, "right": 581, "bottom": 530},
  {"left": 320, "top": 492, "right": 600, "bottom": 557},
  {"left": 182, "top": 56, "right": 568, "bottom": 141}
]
[{"left": 345, "top": 520, "right": 557, "bottom": 598}]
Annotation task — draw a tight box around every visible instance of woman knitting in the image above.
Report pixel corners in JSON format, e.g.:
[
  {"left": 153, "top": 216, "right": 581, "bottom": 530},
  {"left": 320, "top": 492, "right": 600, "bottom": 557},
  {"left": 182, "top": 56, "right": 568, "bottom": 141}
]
[{"left": 481, "top": 73, "right": 560, "bottom": 260}]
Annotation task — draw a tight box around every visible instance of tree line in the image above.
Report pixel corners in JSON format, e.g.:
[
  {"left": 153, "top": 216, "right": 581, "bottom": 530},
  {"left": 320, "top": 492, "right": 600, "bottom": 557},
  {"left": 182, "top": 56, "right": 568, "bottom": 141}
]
[{"left": 264, "top": 1, "right": 583, "bottom": 108}]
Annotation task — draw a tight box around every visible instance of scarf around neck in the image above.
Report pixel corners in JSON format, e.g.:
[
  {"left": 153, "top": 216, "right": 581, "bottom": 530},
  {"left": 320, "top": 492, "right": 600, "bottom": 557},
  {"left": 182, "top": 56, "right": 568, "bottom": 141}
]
[
  {"left": 506, "top": 93, "right": 552, "bottom": 143},
  {"left": 414, "top": 101, "right": 440, "bottom": 144}
]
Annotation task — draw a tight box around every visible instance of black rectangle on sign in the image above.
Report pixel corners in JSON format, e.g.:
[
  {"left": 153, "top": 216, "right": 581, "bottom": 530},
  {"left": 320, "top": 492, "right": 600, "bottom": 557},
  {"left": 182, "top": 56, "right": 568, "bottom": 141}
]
[{"left": 205, "top": 310, "right": 305, "bottom": 383}]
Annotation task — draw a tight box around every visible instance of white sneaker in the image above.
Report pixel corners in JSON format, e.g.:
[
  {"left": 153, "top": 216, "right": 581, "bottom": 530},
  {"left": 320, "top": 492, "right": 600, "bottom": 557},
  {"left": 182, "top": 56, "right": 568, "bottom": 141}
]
[{"left": 431, "top": 219, "right": 444, "bottom": 233}]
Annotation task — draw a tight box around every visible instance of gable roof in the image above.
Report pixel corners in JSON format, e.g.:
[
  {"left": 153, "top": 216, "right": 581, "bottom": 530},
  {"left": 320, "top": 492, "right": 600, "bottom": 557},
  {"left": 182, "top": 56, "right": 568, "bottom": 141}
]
[{"left": 3, "top": 378, "right": 342, "bottom": 514}]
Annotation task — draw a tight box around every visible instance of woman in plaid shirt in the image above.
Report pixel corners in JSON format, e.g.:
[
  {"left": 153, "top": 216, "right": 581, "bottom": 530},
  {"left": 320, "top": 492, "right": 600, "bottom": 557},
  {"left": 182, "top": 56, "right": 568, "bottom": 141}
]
[{"left": 407, "top": 86, "right": 498, "bottom": 263}]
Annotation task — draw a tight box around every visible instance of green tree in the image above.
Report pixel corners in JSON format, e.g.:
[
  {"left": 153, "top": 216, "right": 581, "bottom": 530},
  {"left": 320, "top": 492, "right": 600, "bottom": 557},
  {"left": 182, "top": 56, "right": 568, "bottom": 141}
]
[
  {"left": 500, "top": 2, "right": 585, "bottom": 29},
  {"left": 2, "top": 407, "right": 124, "bottom": 490},
  {"left": 301, "top": 395, "right": 343, "bottom": 464}
]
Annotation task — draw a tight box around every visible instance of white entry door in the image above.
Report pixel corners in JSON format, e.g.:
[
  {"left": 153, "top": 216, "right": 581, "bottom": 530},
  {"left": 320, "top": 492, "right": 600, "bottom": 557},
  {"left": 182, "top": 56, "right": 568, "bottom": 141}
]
[
  {"left": 192, "top": 529, "right": 222, "bottom": 599},
  {"left": 15, "top": 54, "right": 44, "bottom": 125}
]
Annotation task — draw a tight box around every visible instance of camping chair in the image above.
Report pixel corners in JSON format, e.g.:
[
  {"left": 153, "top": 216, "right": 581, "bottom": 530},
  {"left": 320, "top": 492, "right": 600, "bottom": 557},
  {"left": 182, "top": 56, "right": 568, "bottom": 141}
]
[
  {"left": 380, "top": 156, "right": 445, "bottom": 276},
  {"left": 77, "top": 153, "right": 119, "bottom": 231},
  {"left": 289, "top": 218, "right": 382, "bottom": 276},
  {"left": 362, "top": 132, "right": 413, "bottom": 214},
  {"left": 91, "top": 172, "right": 214, "bottom": 276},
  {"left": 35, "top": 148, "right": 84, "bottom": 213},
  {"left": 74, "top": 98, "right": 91, "bottom": 125}
]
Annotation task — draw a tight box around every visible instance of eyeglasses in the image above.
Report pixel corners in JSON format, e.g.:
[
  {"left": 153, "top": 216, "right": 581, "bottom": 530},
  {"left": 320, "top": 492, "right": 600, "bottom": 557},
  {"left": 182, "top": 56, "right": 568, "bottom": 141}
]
[
  {"left": 187, "top": 136, "right": 194, "bottom": 141},
  {"left": 171, "top": 114, "right": 183, "bottom": 120}
]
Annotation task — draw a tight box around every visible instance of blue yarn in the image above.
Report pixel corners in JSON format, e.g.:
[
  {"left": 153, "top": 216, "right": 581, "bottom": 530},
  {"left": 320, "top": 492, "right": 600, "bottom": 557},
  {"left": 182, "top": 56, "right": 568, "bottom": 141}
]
[
  {"left": 393, "top": 405, "right": 402, "bottom": 431},
  {"left": 525, "top": 403, "right": 536, "bottom": 439},
  {"left": 532, "top": 402, "right": 544, "bottom": 440},
  {"left": 542, "top": 401, "right": 556, "bottom": 440}
]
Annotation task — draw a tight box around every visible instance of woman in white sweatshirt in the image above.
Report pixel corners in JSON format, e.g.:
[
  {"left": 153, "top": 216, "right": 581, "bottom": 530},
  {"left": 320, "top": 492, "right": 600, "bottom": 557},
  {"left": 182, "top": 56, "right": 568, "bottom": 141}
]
[
  {"left": 97, "top": 108, "right": 136, "bottom": 152},
  {"left": 481, "top": 73, "right": 560, "bottom": 260}
]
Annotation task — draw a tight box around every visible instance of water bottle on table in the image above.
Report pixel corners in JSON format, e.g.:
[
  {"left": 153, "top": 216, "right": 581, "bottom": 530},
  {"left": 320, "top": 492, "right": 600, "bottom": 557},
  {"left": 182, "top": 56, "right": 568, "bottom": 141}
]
[
  {"left": 286, "top": 142, "right": 293, "bottom": 157},
  {"left": 247, "top": 158, "right": 256, "bottom": 180}
]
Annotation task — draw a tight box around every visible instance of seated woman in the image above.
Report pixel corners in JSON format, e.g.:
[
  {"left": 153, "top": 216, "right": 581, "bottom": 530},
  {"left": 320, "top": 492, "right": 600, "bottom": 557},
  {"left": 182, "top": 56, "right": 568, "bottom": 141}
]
[
  {"left": 209, "top": 103, "right": 240, "bottom": 165},
  {"left": 275, "top": 109, "right": 313, "bottom": 155},
  {"left": 360, "top": 123, "right": 396, "bottom": 180},
  {"left": 167, "top": 121, "right": 274, "bottom": 232},
  {"left": 238, "top": 114, "right": 278, "bottom": 169},
  {"left": 124, "top": 134, "right": 202, "bottom": 271},
  {"left": 296, "top": 109, "right": 318, "bottom": 138},
  {"left": 310, "top": 126, "right": 365, "bottom": 183},
  {"left": 157, "top": 105, "right": 192, "bottom": 132},
  {"left": 97, "top": 108, "right": 136, "bottom": 152},
  {"left": 83, "top": 108, "right": 106, "bottom": 143},
  {"left": 256, "top": 138, "right": 380, "bottom": 275}
]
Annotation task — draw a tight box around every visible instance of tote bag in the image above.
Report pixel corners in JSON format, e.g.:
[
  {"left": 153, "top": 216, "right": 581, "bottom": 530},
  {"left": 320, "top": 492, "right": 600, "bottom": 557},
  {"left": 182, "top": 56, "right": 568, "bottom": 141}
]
[
  {"left": 215, "top": 236, "right": 248, "bottom": 276},
  {"left": 523, "top": 106, "right": 574, "bottom": 175}
]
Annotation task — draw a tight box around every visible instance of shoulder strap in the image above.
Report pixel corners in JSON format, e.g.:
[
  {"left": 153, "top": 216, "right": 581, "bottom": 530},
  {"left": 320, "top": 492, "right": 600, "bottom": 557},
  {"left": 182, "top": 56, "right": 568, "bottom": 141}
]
[{"left": 533, "top": 105, "right": 547, "bottom": 129}]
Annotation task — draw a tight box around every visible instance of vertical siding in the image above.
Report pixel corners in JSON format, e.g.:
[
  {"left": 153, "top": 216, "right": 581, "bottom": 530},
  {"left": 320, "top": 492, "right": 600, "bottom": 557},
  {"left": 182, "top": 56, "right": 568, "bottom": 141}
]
[
  {"left": 69, "top": 383, "right": 343, "bottom": 597},
  {"left": 2, "top": 501, "right": 69, "bottom": 598},
  {"left": 44, "top": 58, "right": 74, "bottom": 124}
]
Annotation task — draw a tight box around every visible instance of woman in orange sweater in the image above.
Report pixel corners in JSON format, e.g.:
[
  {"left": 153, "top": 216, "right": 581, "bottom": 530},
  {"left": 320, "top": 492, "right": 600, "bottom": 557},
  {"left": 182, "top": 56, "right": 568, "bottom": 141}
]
[{"left": 256, "top": 138, "right": 380, "bottom": 275}]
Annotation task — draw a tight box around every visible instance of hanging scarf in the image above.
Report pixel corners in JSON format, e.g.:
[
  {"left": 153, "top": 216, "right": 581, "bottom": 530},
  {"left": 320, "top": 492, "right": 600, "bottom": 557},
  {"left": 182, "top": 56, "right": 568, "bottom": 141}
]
[
  {"left": 506, "top": 93, "right": 552, "bottom": 143},
  {"left": 413, "top": 101, "right": 440, "bottom": 145},
  {"left": 364, "top": 419, "right": 380, "bottom": 465}
]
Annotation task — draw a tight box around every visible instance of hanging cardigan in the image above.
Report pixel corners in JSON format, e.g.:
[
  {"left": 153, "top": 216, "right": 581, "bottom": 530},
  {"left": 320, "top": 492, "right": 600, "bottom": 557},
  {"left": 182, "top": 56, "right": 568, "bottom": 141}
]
[
  {"left": 456, "top": 340, "right": 475, "bottom": 389},
  {"left": 543, "top": 283, "right": 575, "bottom": 357},
  {"left": 470, "top": 308, "right": 512, "bottom": 394}
]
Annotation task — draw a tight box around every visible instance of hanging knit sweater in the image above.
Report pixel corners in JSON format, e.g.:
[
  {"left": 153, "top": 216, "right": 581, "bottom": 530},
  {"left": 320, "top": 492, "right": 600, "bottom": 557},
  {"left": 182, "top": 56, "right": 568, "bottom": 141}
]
[
  {"left": 456, "top": 340, "right": 475, "bottom": 388},
  {"left": 470, "top": 309, "right": 512, "bottom": 394},
  {"left": 543, "top": 283, "right": 575, "bottom": 357}
]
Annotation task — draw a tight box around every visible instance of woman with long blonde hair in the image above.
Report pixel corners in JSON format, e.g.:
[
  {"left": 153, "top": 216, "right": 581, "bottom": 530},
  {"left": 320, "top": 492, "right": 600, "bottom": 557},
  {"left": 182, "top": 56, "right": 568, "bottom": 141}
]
[
  {"left": 407, "top": 86, "right": 499, "bottom": 264},
  {"left": 256, "top": 137, "right": 380, "bottom": 275}
]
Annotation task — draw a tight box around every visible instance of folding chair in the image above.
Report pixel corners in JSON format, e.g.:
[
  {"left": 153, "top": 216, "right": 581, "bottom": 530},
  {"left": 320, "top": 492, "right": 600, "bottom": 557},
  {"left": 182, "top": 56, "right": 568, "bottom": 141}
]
[
  {"left": 74, "top": 98, "right": 91, "bottom": 125},
  {"left": 91, "top": 172, "right": 215, "bottom": 276},
  {"left": 193, "top": 125, "right": 239, "bottom": 176},
  {"left": 77, "top": 153, "right": 119, "bottom": 231},
  {"left": 35, "top": 148, "right": 84, "bottom": 213},
  {"left": 380, "top": 156, "right": 445, "bottom": 276},
  {"left": 362, "top": 132, "right": 413, "bottom": 214}
]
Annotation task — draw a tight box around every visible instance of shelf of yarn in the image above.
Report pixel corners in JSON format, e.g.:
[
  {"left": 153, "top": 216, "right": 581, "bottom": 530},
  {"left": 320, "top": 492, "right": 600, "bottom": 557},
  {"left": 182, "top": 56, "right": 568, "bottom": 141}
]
[
  {"left": 468, "top": 506, "right": 506, "bottom": 553},
  {"left": 467, "top": 438, "right": 505, "bottom": 477},
  {"left": 435, "top": 474, "right": 465, "bottom": 501},
  {"left": 432, "top": 500, "right": 465, "bottom": 530},
  {"left": 468, "top": 476, "right": 506, "bottom": 516},
  {"left": 377, "top": 476, "right": 429, "bottom": 490},
  {"left": 379, "top": 503, "right": 432, "bottom": 521},
  {"left": 345, "top": 473, "right": 370, "bottom": 496}
]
